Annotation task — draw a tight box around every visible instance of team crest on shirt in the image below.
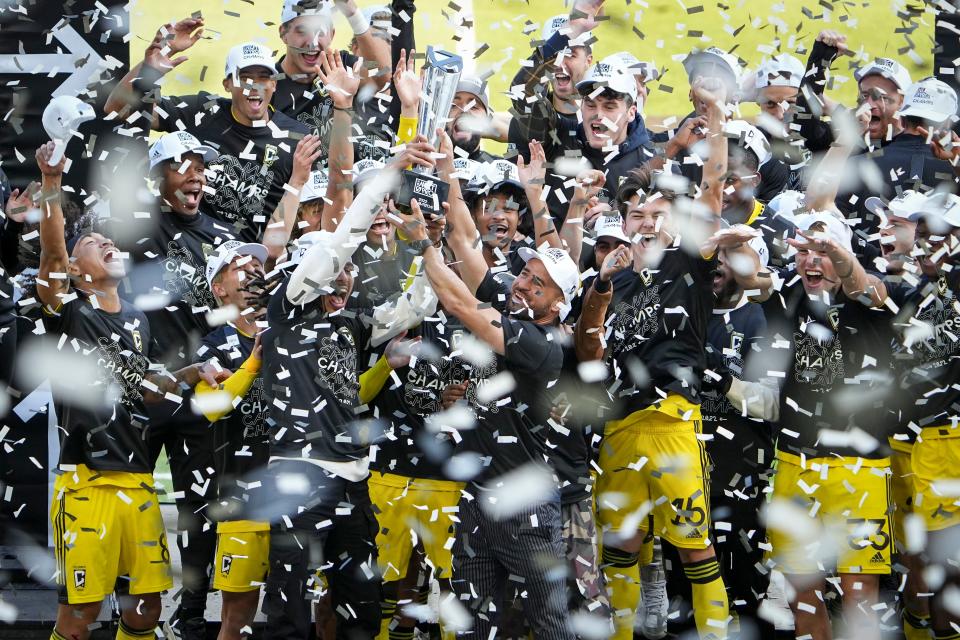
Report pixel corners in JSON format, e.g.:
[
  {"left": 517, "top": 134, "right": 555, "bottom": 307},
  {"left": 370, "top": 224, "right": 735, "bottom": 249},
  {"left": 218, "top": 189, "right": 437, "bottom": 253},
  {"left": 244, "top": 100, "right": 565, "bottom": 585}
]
[
  {"left": 337, "top": 326, "right": 356, "bottom": 347},
  {"left": 130, "top": 329, "right": 143, "bottom": 352},
  {"left": 73, "top": 567, "right": 86, "bottom": 589},
  {"left": 263, "top": 145, "right": 279, "bottom": 169}
]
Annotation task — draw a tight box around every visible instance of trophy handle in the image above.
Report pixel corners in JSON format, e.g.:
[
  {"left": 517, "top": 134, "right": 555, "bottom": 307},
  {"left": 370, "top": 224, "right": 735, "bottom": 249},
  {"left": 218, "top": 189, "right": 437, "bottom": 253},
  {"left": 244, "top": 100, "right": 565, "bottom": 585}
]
[{"left": 425, "top": 46, "right": 464, "bottom": 74}]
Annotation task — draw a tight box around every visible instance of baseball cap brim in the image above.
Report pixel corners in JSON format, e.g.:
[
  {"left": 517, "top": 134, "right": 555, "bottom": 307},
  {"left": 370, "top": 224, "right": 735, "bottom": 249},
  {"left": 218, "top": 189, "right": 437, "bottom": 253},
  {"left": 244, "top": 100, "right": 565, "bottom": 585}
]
[
  {"left": 896, "top": 105, "right": 954, "bottom": 123},
  {"left": 576, "top": 78, "right": 637, "bottom": 102}
]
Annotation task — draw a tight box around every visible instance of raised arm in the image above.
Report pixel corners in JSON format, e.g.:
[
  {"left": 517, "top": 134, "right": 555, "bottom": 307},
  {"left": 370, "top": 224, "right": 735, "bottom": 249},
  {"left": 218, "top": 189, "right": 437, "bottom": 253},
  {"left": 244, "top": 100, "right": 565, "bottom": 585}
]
[
  {"left": 103, "top": 17, "right": 204, "bottom": 126},
  {"left": 317, "top": 50, "right": 360, "bottom": 231},
  {"left": 336, "top": 0, "right": 391, "bottom": 89},
  {"left": 563, "top": 169, "right": 607, "bottom": 265},
  {"left": 786, "top": 231, "right": 887, "bottom": 307},
  {"left": 695, "top": 79, "right": 727, "bottom": 236},
  {"left": 434, "top": 131, "right": 491, "bottom": 293},
  {"left": 35, "top": 143, "right": 70, "bottom": 310},
  {"left": 518, "top": 140, "right": 562, "bottom": 250},
  {"left": 390, "top": 199, "right": 505, "bottom": 353},
  {"left": 574, "top": 244, "right": 628, "bottom": 362}
]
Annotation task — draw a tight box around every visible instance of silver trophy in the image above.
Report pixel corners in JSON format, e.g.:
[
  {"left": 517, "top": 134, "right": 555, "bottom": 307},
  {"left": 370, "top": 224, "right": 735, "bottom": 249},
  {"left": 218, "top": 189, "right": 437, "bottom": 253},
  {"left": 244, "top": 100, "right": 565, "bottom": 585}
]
[{"left": 397, "top": 46, "right": 463, "bottom": 215}]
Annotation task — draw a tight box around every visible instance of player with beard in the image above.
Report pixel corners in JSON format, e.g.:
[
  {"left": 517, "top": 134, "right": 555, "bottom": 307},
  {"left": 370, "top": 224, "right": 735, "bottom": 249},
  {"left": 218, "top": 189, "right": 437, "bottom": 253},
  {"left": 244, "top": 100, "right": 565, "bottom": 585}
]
[
  {"left": 446, "top": 75, "right": 500, "bottom": 163},
  {"left": 462, "top": 157, "right": 531, "bottom": 275},
  {"left": 35, "top": 142, "right": 228, "bottom": 640},
  {"left": 880, "top": 192, "right": 960, "bottom": 640},
  {"left": 725, "top": 211, "right": 894, "bottom": 640},
  {"left": 256, "top": 144, "right": 437, "bottom": 640},
  {"left": 391, "top": 186, "right": 581, "bottom": 639},
  {"left": 273, "top": 0, "right": 393, "bottom": 163},
  {"left": 573, "top": 80, "right": 740, "bottom": 640},
  {"left": 105, "top": 20, "right": 342, "bottom": 246}
]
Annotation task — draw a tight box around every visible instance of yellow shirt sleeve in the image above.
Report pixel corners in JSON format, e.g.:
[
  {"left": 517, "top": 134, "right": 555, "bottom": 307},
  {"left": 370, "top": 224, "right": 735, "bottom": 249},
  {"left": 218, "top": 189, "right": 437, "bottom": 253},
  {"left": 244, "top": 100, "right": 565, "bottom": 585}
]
[
  {"left": 398, "top": 116, "right": 418, "bottom": 145},
  {"left": 358, "top": 356, "right": 393, "bottom": 405},
  {"left": 194, "top": 353, "right": 261, "bottom": 423}
]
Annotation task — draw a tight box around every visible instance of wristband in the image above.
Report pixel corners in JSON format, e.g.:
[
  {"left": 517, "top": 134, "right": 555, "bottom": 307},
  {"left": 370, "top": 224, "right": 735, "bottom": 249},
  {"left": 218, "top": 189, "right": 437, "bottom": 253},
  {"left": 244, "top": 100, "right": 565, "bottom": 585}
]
[
  {"left": 131, "top": 63, "right": 165, "bottom": 96},
  {"left": 593, "top": 277, "right": 611, "bottom": 293},
  {"left": 346, "top": 9, "right": 370, "bottom": 36},
  {"left": 333, "top": 105, "right": 354, "bottom": 113}
]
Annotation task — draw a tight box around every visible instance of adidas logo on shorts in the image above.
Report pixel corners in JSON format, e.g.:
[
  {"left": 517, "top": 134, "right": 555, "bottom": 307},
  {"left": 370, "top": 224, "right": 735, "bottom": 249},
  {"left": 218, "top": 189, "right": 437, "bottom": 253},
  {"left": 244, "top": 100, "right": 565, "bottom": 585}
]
[{"left": 870, "top": 551, "right": 885, "bottom": 564}]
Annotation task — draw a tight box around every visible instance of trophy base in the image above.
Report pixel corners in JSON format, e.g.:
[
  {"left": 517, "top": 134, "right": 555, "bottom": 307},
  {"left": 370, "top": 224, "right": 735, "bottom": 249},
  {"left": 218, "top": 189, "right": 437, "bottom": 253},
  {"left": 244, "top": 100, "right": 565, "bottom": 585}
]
[{"left": 396, "top": 170, "right": 449, "bottom": 217}]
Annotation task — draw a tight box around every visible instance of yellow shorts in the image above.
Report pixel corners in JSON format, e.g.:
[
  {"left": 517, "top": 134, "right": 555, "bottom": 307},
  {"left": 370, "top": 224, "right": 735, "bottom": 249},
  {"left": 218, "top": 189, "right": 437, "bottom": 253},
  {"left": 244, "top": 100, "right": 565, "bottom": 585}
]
[
  {"left": 51, "top": 482, "right": 173, "bottom": 604},
  {"left": 596, "top": 403, "right": 713, "bottom": 550},
  {"left": 888, "top": 440, "right": 915, "bottom": 551},
  {"left": 912, "top": 425, "right": 960, "bottom": 533},
  {"left": 213, "top": 521, "right": 270, "bottom": 593},
  {"left": 767, "top": 451, "right": 892, "bottom": 575},
  {"left": 368, "top": 472, "right": 464, "bottom": 581}
]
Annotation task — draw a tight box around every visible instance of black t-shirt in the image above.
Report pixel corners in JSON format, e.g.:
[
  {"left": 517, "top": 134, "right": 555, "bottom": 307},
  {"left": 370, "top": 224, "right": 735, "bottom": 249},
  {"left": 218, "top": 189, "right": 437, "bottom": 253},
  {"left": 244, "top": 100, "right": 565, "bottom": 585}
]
[
  {"left": 455, "top": 271, "right": 565, "bottom": 485},
  {"left": 371, "top": 313, "right": 497, "bottom": 480},
  {"left": 271, "top": 53, "right": 394, "bottom": 164},
  {"left": 262, "top": 279, "right": 375, "bottom": 462},
  {"left": 114, "top": 211, "right": 234, "bottom": 368},
  {"left": 761, "top": 271, "right": 897, "bottom": 458},
  {"left": 606, "top": 248, "right": 717, "bottom": 414},
  {"left": 43, "top": 293, "right": 156, "bottom": 473},
  {"left": 887, "top": 271, "right": 960, "bottom": 434},
  {"left": 350, "top": 240, "right": 416, "bottom": 309},
  {"left": 156, "top": 92, "right": 310, "bottom": 242},
  {"left": 702, "top": 303, "right": 774, "bottom": 492},
  {"left": 195, "top": 324, "right": 269, "bottom": 514}
]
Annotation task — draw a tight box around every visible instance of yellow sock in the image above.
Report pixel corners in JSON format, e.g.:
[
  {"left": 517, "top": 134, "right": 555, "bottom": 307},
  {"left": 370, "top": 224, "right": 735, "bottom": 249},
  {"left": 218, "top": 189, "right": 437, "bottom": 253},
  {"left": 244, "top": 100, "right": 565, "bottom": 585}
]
[
  {"left": 639, "top": 535, "right": 655, "bottom": 566},
  {"left": 116, "top": 620, "right": 156, "bottom": 640},
  {"left": 903, "top": 609, "right": 932, "bottom": 640},
  {"left": 50, "top": 629, "right": 69, "bottom": 640},
  {"left": 602, "top": 546, "right": 641, "bottom": 640},
  {"left": 378, "top": 596, "right": 397, "bottom": 639},
  {"left": 684, "top": 557, "right": 729, "bottom": 640}
]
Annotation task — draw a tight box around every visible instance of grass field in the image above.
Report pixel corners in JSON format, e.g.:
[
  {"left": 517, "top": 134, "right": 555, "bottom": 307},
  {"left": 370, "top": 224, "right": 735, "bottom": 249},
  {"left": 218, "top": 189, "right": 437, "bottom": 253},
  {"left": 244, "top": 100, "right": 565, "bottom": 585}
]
[{"left": 135, "top": 0, "right": 934, "bottom": 493}]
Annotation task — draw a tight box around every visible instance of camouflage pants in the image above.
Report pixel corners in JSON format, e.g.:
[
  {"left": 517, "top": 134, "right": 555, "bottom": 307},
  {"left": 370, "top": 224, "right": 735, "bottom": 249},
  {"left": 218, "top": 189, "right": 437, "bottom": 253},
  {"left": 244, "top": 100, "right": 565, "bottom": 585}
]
[{"left": 562, "top": 496, "right": 611, "bottom": 620}]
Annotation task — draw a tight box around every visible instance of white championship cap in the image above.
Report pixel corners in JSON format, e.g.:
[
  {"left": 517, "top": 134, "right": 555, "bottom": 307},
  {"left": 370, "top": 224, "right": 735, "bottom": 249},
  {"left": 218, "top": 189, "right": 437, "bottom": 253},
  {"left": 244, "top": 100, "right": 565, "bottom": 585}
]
[
  {"left": 606, "top": 51, "right": 660, "bottom": 83},
  {"left": 576, "top": 60, "right": 639, "bottom": 103},
  {"left": 897, "top": 77, "right": 959, "bottom": 125},
  {"left": 300, "top": 169, "right": 329, "bottom": 203},
  {"left": 517, "top": 246, "right": 581, "bottom": 307},
  {"left": 455, "top": 75, "right": 491, "bottom": 113},
  {"left": 865, "top": 189, "right": 930, "bottom": 220},
  {"left": 793, "top": 211, "right": 854, "bottom": 254},
  {"left": 724, "top": 120, "right": 772, "bottom": 167},
  {"left": 593, "top": 214, "right": 630, "bottom": 244},
  {"left": 224, "top": 42, "right": 278, "bottom": 80},
  {"left": 42, "top": 96, "right": 96, "bottom": 165},
  {"left": 205, "top": 240, "right": 269, "bottom": 287},
  {"left": 541, "top": 13, "right": 592, "bottom": 48},
  {"left": 452, "top": 157, "right": 482, "bottom": 182},
  {"left": 683, "top": 46, "right": 742, "bottom": 101},
  {"left": 855, "top": 57, "right": 912, "bottom": 93},
  {"left": 754, "top": 54, "right": 805, "bottom": 89},
  {"left": 352, "top": 158, "right": 385, "bottom": 191},
  {"left": 149, "top": 131, "right": 217, "bottom": 170}
]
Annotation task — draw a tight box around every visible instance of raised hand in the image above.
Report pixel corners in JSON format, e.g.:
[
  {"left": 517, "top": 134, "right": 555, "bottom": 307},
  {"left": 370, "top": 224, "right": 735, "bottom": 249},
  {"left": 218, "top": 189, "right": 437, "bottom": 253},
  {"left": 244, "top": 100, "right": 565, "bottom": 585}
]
[
  {"left": 290, "top": 134, "right": 324, "bottom": 187},
  {"left": 598, "top": 244, "right": 630, "bottom": 282},
  {"left": 691, "top": 76, "right": 727, "bottom": 111},
  {"left": 393, "top": 49, "right": 422, "bottom": 113},
  {"left": 918, "top": 125, "right": 960, "bottom": 163},
  {"left": 5, "top": 181, "right": 39, "bottom": 223},
  {"left": 666, "top": 116, "right": 708, "bottom": 158},
  {"left": 383, "top": 331, "right": 422, "bottom": 369},
  {"left": 441, "top": 381, "right": 468, "bottom": 409},
  {"left": 386, "top": 198, "right": 429, "bottom": 242},
  {"left": 36, "top": 142, "right": 66, "bottom": 178},
  {"left": 316, "top": 50, "right": 362, "bottom": 108},
  {"left": 144, "top": 17, "right": 204, "bottom": 71},
  {"left": 517, "top": 140, "right": 547, "bottom": 187},
  {"left": 816, "top": 29, "right": 848, "bottom": 54},
  {"left": 388, "top": 135, "right": 437, "bottom": 172}
]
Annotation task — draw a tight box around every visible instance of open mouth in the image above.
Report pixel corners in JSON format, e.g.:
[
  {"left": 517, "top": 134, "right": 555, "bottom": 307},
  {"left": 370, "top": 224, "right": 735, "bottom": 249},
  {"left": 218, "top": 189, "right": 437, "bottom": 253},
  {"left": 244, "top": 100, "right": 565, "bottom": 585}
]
[
  {"left": 326, "top": 286, "right": 349, "bottom": 311},
  {"left": 589, "top": 120, "right": 609, "bottom": 138},
  {"left": 637, "top": 233, "right": 658, "bottom": 248},
  {"left": 804, "top": 269, "right": 825, "bottom": 286},
  {"left": 301, "top": 51, "right": 320, "bottom": 66},
  {"left": 245, "top": 93, "right": 265, "bottom": 112},
  {"left": 487, "top": 222, "right": 510, "bottom": 243},
  {"left": 554, "top": 71, "right": 571, "bottom": 91},
  {"left": 179, "top": 185, "right": 202, "bottom": 209}
]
